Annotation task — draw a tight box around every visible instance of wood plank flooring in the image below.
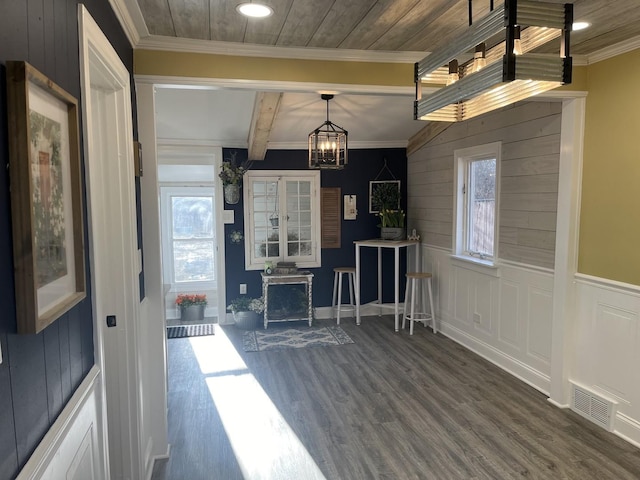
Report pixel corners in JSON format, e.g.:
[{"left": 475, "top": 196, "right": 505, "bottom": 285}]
[{"left": 152, "top": 317, "right": 640, "bottom": 479}]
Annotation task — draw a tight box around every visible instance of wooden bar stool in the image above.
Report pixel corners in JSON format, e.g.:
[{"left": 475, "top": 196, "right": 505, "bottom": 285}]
[
  {"left": 332, "top": 267, "right": 356, "bottom": 325},
  {"left": 402, "top": 272, "right": 436, "bottom": 335}
]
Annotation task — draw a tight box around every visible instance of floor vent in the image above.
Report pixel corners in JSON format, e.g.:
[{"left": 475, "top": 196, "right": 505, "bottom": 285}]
[{"left": 570, "top": 383, "right": 616, "bottom": 431}]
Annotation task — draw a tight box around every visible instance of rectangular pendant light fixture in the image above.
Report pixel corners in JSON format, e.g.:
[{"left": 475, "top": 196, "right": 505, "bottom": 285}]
[{"left": 414, "top": 0, "right": 573, "bottom": 122}]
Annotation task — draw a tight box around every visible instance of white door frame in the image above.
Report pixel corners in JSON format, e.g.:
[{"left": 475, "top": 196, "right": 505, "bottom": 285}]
[{"left": 79, "top": 6, "right": 143, "bottom": 479}]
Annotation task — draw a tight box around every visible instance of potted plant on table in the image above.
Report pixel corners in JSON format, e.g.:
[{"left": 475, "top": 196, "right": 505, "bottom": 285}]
[
  {"left": 227, "top": 296, "right": 265, "bottom": 330},
  {"left": 378, "top": 208, "right": 406, "bottom": 240},
  {"left": 176, "top": 293, "right": 208, "bottom": 322}
]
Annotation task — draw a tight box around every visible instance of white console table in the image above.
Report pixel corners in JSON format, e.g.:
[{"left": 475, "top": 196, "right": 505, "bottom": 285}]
[{"left": 261, "top": 272, "right": 314, "bottom": 329}]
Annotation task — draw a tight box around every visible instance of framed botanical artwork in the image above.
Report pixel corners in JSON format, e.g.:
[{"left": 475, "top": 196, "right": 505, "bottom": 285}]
[
  {"left": 6, "top": 61, "right": 86, "bottom": 334},
  {"left": 369, "top": 180, "right": 401, "bottom": 213}
]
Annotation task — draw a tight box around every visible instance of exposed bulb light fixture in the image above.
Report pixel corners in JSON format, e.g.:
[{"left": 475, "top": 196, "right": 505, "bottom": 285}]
[
  {"left": 472, "top": 43, "right": 487, "bottom": 73},
  {"left": 308, "top": 94, "right": 348, "bottom": 169},
  {"left": 447, "top": 60, "right": 460, "bottom": 85},
  {"left": 236, "top": 3, "right": 273, "bottom": 18},
  {"left": 414, "top": 0, "right": 573, "bottom": 122},
  {"left": 513, "top": 25, "right": 523, "bottom": 55},
  {"left": 572, "top": 21, "right": 590, "bottom": 31}
]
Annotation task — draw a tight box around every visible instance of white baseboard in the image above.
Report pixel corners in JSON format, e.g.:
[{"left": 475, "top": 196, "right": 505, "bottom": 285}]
[
  {"left": 440, "top": 321, "right": 551, "bottom": 395},
  {"left": 314, "top": 303, "right": 403, "bottom": 321},
  {"left": 614, "top": 413, "right": 640, "bottom": 449},
  {"left": 147, "top": 444, "right": 171, "bottom": 480}
]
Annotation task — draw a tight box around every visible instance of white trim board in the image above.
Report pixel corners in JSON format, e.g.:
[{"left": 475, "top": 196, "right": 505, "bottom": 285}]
[{"left": 16, "top": 367, "right": 102, "bottom": 480}]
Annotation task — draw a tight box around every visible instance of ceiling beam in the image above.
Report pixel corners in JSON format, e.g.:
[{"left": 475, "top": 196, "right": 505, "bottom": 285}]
[
  {"left": 247, "top": 92, "right": 283, "bottom": 160},
  {"left": 406, "top": 121, "right": 452, "bottom": 156}
]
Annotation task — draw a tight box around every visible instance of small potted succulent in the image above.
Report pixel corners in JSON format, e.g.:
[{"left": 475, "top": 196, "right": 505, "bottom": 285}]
[
  {"left": 227, "top": 296, "right": 265, "bottom": 329},
  {"left": 175, "top": 293, "right": 207, "bottom": 321}
]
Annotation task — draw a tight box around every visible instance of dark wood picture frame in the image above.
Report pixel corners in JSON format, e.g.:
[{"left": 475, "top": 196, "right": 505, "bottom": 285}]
[{"left": 6, "top": 61, "right": 86, "bottom": 334}]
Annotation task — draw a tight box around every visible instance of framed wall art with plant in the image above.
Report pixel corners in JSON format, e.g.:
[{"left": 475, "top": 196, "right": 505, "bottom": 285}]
[
  {"left": 369, "top": 180, "right": 401, "bottom": 214},
  {"left": 6, "top": 61, "right": 86, "bottom": 334}
]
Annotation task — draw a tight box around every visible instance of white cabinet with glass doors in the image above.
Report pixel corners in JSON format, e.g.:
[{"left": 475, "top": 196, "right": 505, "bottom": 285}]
[{"left": 243, "top": 171, "right": 321, "bottom": 270}]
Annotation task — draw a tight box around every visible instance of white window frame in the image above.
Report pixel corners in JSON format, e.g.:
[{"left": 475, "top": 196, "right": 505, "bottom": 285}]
[
  {"left": 160, "top": 185, "right": 217, "bottom": 291},
  {"left": 243, "top": 170, "right": 321, "bottom": 270},
  {"left": 453, "top": 142, "right": 501, "bottom": 265}
]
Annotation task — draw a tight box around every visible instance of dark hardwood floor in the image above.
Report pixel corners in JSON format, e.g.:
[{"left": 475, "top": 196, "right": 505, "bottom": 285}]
[{"left": 152, "top": 317, "right": 640, "bottom": 479}]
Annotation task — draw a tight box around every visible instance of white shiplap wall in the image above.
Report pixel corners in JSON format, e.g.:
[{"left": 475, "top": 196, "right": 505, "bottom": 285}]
[
  {"left": 408, "top": 101, "right": 561, "bottom": 269},
  {"left": 408, "top": 101, "right": 563, "bottom": 395}
]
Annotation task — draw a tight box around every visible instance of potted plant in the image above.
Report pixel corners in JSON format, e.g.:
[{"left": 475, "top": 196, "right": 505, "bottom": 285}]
[
  {"left": 175, "top": 293, "right": 207, "bottom": 321},
  {"left": 218, "top": 152, "right": 247, "bottom": 204},
  {"left": 227, "top": 296, "right": 265, "bottom": 329},
  {"left": 378, "top": 208, "right": 406, "bottom": 240}
]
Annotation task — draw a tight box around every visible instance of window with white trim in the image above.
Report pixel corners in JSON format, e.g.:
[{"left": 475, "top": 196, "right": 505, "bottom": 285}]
[
  {"left": 454, "top": 142, "right": 500, "bottom": 262},
  {"left": 244, "top": 170, "right": 321, "bottom": 270},
  {"left": 160, "top": 186, "right": 216, "bottom": 287}
]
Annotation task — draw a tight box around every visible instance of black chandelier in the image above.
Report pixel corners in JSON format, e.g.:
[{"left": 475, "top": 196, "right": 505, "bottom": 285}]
[{"left": 308, "top": 94, "right": 348, "bottom": 169}]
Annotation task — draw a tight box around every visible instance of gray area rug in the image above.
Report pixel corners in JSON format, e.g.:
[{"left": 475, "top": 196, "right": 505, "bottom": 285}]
[
  {"left": 167, "top": 323, "right": 215, "bottom": 339},
  {"left": 243, "top": 325, "right": 354, "bottom": 352}
]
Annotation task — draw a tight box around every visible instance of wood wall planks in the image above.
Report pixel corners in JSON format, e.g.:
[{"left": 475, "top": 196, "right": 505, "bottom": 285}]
[{"left": 408, "top": 101, "right": 561, "bottom": 268}]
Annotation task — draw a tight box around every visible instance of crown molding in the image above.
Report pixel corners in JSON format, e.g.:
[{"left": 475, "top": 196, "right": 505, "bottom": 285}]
[
  {"left": 109, "top": 0, "right": 148, "bottom": 46},
  {"left": 136, "top": 35, "right": 427, "bottom": 64},
  {"left": 134, "top": 74, "right": 416, "bottom": 96},
  {"left": 587, "top": 35, "right": 640, "bottom": 65}
]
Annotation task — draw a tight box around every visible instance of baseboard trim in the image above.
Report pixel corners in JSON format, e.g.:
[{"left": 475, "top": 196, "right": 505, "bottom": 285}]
[
  {"left": 547, "top": 398, "right": 570, "bottom": 409},
  {"left": 614, "top": 413, "right": 640, "bottom": 449},
  {"left": 314, "top": 304, "right": 403, "bottom": 321},
  {"left": 440, "top": 322, "right": 551, "bottom": 396},
  {"left": 147, "top": 444, "right": 171, "bottom": 480}
]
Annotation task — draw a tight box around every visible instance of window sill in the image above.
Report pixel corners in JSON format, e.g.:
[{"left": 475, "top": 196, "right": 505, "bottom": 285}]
[{"left": 450, "top": 255, "right": 500, "bottom": 277}]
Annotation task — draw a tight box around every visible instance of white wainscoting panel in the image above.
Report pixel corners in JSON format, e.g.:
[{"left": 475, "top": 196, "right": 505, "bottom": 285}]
[
  {"left": 424, "top": 246, "right": 553, "bottom": 394},
  {"left": 574, "top": 275, "right": 640, "bottom": 447},
  {"left": 17, "top": 366, "right": 106, "bottom": 480}
]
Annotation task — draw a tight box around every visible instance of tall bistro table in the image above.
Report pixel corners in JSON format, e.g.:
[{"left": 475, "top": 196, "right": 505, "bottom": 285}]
[{"left": 354, "top": 239, "right": 420, "bottom": 332}]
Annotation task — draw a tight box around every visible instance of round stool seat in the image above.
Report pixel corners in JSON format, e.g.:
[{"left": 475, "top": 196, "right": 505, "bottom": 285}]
[
  {"left": 406, "top": 272, "right": 432, "bottom": 279},
  {"left": 334, "top": 267, "right": 356, "bottom": 274}
]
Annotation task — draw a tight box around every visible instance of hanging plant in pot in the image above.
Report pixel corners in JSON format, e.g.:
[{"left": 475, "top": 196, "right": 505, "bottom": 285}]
[
  {"left": 227, "top": 296, "right": 265, "bottom": 330},
  {"left": 218, "top": 152, "right": 248, "bottom": 204},
  {"left": 176, "top": 293, "right": 208, "bottom": 321}
]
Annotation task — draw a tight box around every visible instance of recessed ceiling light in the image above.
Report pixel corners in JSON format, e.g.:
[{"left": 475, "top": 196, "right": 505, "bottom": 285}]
[
  {"left": 573, "top": 21, "right": 591, "bottom": 31},
  {"left": 237, "top": 3, "right": 273, "bottom": 18}
]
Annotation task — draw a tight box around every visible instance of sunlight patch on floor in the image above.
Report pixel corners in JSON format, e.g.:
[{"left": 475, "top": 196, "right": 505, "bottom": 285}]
[
  {"left": 189, "top": 329, "right": 247, "bottom": 375},
  {"left": 190, "top": 329, "right": 326, "bottom": 480}
]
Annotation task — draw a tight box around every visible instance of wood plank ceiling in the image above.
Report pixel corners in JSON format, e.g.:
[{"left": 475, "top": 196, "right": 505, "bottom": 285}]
[
  {"left": 134, "top": 0, "right": 640, "bottom": 157},
  {"left": 136, "top": 0, "right": 640, "bottom": 56}
]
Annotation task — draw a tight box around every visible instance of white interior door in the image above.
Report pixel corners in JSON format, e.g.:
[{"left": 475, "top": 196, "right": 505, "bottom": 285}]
[{"left": 80, "top": 7, "right": 142, "bottom": 479}]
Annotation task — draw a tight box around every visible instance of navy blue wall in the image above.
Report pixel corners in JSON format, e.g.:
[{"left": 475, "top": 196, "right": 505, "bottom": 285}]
[
  {"left": 223, "top": 147, "right": 409, "bottom": 310},
  {"left": 0, "top": 2, "right": 133, "bottom": 478}
]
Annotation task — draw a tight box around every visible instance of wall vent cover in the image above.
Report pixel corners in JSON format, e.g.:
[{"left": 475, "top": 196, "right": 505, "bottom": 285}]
[{"left": 570, "top": 382, "right": 616, "bottom": 431}]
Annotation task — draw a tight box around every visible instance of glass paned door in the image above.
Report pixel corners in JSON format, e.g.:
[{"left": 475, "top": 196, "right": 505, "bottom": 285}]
[{"left": 171, "top": 196, "right": 215, "bottom": 282}]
